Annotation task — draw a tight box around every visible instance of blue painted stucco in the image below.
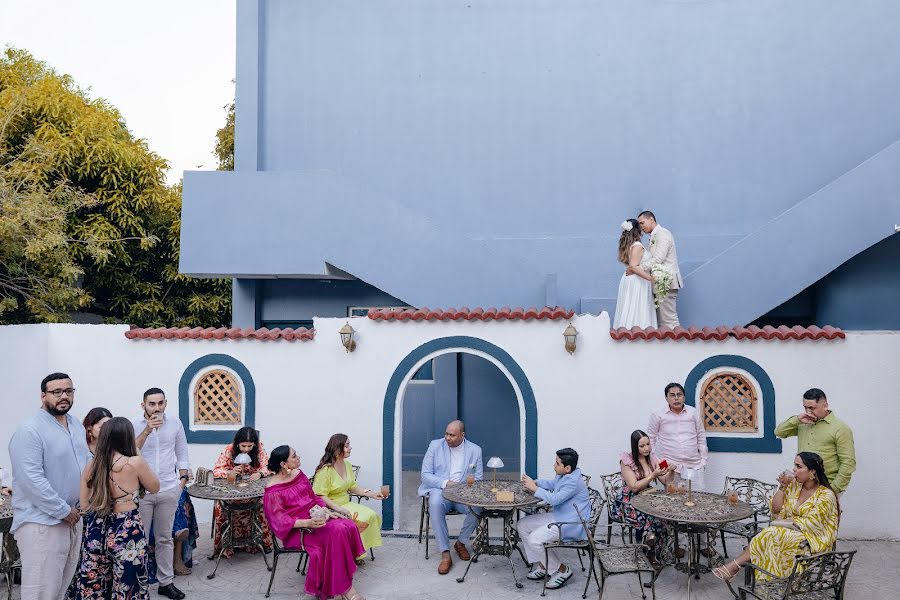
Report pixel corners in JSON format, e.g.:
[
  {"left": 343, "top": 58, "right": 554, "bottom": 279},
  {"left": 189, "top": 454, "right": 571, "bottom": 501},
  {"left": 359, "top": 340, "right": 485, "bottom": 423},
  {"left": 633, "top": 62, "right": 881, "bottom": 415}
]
[
  {"left": 182, "top": 0, "right": 900, "bottom": 328},
  {"left": 178, "top": 354, "right": 256, "bottom": 444},
  {"left": 684, "top": 355, "right": 781, "bottom": 454},
  {"left": 382, "top": 336, "right": 537, "bottom": 530}
]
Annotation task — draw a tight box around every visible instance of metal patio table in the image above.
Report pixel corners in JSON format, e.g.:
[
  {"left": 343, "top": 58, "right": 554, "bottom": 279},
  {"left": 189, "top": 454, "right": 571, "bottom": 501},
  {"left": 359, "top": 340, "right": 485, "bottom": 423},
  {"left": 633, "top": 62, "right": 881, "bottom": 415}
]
[
  {"left": 631, "top": 489, "right": 755, "bottom": 598},
  {"left": 187, "top": 476, "right": 271, "bottom": 579},
  {"left": 443, "top": 480, "right": 539, "bottom": 588}
]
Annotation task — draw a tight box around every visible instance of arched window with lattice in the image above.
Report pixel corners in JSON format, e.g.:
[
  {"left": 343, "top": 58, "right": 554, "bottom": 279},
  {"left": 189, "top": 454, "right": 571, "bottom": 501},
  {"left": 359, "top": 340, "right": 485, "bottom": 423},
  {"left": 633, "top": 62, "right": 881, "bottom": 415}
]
[
  {"left": 193, "top": 369, "right": 243, "bottom": 425},
  {"left": 699, "top": 371, "right": 758, "bottom": 433}
]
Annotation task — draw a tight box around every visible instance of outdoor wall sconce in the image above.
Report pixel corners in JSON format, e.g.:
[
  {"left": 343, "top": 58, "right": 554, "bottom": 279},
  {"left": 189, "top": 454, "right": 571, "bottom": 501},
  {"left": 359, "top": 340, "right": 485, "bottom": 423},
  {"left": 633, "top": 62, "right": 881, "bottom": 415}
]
[
  {"left": 339, "top": 322, "right": 356, "bottom": 353},
  {"left": 563, "top": 323, "right": 578, "bottom": 354}
]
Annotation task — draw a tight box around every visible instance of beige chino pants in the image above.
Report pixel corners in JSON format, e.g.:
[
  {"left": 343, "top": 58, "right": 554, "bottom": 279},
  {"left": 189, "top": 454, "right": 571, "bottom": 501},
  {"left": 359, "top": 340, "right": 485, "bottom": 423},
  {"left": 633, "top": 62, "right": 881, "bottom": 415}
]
[
  {"left": 16, "top": 520, "right": 82, "bottom": 600},
  {"left": 137, "top": 484, "right": 182, "bottom": 587}
]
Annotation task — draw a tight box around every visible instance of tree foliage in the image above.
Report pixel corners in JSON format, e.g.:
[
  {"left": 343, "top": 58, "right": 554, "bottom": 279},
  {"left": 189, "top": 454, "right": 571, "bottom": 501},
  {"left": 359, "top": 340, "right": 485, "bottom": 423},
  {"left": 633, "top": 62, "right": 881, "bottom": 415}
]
[
  {"left": 214, "top": 101, "right": 234, "bottom": 171},
  {"left": 0, "top": 48, "right": 230, "bottom": 326}
]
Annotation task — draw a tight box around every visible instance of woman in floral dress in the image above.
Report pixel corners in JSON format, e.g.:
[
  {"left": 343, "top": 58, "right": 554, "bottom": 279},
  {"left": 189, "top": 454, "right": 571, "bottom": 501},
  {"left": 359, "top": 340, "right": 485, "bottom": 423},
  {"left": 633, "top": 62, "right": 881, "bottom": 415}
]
[
  {"left": 714, "top": 452, "right": 839, "bottom": 582},
  {"left": 211, "top": 427, "right": 273, "bottom": 556},
  {"left": 609, "top": 429, "right": 675, "bottom": 562},
  {"left": 77, "top": 417, "right": 160, "bottom": 599}
]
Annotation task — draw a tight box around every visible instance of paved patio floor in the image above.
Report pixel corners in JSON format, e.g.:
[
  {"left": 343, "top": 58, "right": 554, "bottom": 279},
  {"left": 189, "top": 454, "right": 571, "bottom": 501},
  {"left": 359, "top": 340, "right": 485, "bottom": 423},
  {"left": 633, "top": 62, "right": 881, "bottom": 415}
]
[{"left": 5, "top": 525, "right": 895, "bottom": 599}]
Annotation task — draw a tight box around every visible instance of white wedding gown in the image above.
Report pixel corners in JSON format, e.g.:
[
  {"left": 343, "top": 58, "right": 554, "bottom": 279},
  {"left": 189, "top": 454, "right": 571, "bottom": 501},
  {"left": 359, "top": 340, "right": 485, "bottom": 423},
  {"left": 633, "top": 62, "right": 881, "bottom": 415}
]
[{"left": 613, "top": 242, "right": 658, "bottom": 329}]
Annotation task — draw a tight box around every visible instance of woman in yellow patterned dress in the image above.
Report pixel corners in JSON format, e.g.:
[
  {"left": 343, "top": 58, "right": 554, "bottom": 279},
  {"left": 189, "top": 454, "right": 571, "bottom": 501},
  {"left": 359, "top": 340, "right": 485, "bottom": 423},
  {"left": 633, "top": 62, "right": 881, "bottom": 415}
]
[
  {"left": 714, "top": 452, "right": 839, "bottom": 581},
  {"left": 312, "top": 434, "right": 387, "bottom": 562}
]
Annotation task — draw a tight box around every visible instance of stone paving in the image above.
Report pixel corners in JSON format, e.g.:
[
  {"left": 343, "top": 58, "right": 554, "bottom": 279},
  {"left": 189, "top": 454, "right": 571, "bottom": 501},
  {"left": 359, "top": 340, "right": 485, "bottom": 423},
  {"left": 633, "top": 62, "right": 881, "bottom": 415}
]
[{"left": 4, "top": 526, "right": 897, "bottom": 599}]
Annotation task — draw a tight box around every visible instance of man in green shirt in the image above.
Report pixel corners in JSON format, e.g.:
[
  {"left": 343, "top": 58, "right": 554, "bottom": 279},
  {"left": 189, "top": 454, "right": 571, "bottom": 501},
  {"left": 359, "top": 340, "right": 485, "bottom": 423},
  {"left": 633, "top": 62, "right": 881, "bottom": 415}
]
[{"left": 774, "top": 388, "right": 856, "bottom": 494}]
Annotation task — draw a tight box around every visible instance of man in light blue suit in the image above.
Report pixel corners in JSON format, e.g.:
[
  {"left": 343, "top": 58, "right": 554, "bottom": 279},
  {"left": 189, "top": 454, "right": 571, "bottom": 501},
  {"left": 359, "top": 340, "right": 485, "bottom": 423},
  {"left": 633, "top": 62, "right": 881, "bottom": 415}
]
[
  {"left": 519, "top": 448, "right": 590, "bottom": 590},
  {"left": 419, "top": 419, "right": 483, "bottom": 574}
]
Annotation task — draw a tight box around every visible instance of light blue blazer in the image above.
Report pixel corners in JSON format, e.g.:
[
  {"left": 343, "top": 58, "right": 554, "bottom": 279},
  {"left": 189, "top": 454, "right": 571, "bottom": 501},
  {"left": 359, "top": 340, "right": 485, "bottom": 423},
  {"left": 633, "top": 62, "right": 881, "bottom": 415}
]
[
  {"left": 418, "top": 438, "right": 483, "bottom": 497},
  {"left": 534, "top": 468, "right": 591, "bottom": 540}
]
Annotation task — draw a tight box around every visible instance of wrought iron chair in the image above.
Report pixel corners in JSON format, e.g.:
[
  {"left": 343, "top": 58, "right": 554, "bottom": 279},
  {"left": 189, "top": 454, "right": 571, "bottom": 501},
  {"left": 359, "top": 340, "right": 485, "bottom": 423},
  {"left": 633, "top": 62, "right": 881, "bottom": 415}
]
[
  {"left": 737, "top": 550, "right": 856, "bottom": 600},
  {"left": 264, "top": 530, "right": 310, "bottom": 598},
  {"left": 1, "top": 528, "right": 21, "bottom": 600},
  {"left": 598, "top": 471, "right": 633, "bottom": 544},
  {"left": 538, "top": 487, "right": 605, "bottom": 598},
  {"left": 418, "top": 495, "right": 464, "bottom": 559},
  {"left": 576, "top": 505, "right": 656, "bottom": 600},
  {"left": 716, "top": 476, "right": 778, "bottom": 557}
]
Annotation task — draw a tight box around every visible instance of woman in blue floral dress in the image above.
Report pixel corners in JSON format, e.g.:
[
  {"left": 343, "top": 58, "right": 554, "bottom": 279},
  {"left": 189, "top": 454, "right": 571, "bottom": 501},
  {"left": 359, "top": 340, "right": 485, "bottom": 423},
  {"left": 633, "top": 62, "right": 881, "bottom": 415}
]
[
  {"left": 609, "top": 430, "right": 675, "bottom": 563},
  {"left": 77, "top": 417, "right": 160, "bottom": 599}
]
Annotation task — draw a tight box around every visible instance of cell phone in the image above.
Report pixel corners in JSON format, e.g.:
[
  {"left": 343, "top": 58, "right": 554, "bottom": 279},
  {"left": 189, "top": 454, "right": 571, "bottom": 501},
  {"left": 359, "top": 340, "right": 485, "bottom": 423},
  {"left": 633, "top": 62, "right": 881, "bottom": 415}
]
[{"left": 658, "top": 460, "right": 668, "bottom": 470}]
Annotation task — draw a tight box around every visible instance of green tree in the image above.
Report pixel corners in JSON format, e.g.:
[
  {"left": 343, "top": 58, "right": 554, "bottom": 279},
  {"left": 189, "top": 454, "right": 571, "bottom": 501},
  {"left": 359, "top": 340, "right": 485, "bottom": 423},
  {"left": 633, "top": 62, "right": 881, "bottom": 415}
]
[
  {"left": 214, "top": 101, "right": 234, "bottom": 171},
  {"left": 0, "top": 48, "right": 230, "bottom": 326}
]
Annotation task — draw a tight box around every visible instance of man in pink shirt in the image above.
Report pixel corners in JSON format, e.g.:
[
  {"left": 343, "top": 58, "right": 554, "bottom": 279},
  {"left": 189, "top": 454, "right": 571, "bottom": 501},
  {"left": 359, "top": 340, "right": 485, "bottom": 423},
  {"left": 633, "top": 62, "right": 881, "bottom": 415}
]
[{"left": 647, "top": 383, "right": 709, "bottom": 490}]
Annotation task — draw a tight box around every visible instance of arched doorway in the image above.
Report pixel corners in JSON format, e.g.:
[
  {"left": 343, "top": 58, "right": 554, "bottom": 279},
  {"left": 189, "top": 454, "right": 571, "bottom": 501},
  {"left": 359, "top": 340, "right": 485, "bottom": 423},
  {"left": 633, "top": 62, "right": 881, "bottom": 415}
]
[{"left": 382, "top": 336, "right": 537, "bottom": 530}]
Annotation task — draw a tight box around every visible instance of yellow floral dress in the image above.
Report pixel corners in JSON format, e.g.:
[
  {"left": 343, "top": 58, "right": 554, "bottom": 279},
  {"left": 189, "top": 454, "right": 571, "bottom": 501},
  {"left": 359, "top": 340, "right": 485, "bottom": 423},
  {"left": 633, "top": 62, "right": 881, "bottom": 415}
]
[
  {"left": 749, "top": 482, "right": 839, "bottom": 580},
  {"left": 312, "top": 461, "right": 382, "bottom": 553}
]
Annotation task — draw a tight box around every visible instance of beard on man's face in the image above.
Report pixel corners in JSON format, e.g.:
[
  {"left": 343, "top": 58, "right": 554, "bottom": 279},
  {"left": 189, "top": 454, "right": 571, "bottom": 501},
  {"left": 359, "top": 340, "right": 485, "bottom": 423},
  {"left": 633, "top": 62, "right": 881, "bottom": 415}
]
[{"left": 44, "top": 399, "right": 72, "bottom": 416}]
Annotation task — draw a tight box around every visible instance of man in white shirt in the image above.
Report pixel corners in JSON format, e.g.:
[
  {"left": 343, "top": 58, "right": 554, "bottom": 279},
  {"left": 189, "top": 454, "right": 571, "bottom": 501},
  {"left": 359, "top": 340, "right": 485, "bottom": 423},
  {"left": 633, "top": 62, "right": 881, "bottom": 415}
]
[
  {"left": 132, "top": 388, "right": 190, "bottom": 600},
  {"left": 647, "top": 383, "right": 708, "bottom": 490},
  {"left": 634, "top": 210, "right": 683, "bottom": 328},
  {"left": 418, "top": 420, "right": 483, "bottom": 575}
]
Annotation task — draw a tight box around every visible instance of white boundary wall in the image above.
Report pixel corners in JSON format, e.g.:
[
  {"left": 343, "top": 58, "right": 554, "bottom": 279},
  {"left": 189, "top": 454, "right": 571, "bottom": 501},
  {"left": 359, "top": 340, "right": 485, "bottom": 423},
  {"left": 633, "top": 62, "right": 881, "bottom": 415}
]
[{"left": 0, "top": 316, "right": 896, "bottom": 539}]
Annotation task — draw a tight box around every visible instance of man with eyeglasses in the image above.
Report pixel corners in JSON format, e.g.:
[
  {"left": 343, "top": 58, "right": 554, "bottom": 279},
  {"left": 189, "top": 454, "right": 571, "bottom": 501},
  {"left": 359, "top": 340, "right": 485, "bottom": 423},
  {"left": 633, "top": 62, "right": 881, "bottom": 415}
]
[
  {"left": 8, "top": 372, "right": 90, "bottom": 600},
  {"left": 647, "top": 382, "right": 708, "bottom": 490}
]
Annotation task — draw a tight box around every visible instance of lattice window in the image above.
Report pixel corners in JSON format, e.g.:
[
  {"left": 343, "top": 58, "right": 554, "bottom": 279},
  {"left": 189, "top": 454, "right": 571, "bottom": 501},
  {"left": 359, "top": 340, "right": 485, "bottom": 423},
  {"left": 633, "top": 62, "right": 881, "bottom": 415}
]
[
  {"left": 699, "top": 372, "right": 758, "bottom": 433},
  {"left": 193, "top": 369, "right": 242, "bottom": 425}
]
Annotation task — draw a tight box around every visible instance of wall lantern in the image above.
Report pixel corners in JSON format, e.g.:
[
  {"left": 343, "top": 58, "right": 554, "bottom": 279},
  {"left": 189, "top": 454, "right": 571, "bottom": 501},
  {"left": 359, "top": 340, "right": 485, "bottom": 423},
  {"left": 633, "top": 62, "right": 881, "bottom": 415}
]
[
  {"left": 339, "top": 322, "right": 357, "bottom": 353},
  {"left": 563, "top": 323, "right": 578, "bottom": 354}
]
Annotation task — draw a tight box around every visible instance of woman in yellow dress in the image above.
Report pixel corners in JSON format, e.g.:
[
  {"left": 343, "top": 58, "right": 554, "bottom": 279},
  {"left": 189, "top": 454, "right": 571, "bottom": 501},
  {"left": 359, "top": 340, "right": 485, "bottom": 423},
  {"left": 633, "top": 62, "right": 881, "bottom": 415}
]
[
  {"left": 312, "top": 433, "right": 387, "bottom": 562},
  {"left": 713, "top": 451, "right": 839, "bottom": 581}
]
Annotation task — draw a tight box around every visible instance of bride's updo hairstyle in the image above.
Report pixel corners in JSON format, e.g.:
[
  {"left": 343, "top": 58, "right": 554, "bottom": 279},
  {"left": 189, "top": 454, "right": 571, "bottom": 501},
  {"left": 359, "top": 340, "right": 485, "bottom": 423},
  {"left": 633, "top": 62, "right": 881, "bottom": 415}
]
[
  {"left": 268, "top": 445, "right": 291, "bottom": 473},
  {"left": 618, "top": 218, "right": 643, "bottom": 264}
]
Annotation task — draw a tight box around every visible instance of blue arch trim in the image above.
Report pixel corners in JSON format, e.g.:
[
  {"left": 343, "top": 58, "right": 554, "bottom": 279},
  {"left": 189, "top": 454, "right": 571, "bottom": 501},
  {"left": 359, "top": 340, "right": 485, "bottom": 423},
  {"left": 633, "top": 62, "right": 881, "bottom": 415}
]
[
  {"left": 178, "top": 354, "right": 256, "bottom": 444},
  {"left": 382, "top": 336, "right": 538, "bottom": 530},
  {"left": 684, "top": 354, "right": 781, "bottom": 454}
]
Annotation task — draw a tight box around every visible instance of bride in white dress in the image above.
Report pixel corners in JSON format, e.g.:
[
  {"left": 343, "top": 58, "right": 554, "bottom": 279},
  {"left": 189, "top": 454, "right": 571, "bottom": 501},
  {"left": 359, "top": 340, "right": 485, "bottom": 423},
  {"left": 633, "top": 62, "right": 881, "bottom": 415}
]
[{"left": 613, "top": 219, "right": 657, "bottom": 329}]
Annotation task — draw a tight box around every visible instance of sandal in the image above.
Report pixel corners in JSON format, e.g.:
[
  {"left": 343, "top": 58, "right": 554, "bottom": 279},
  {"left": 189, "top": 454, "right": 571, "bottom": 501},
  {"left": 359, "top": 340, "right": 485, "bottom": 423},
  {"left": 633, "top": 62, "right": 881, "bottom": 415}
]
[
  {"left": 712, "top": 560, "right": 740, "bottom": 582},
  {"left": 342, "top": 594, "right": 366, "bottom": 600}
]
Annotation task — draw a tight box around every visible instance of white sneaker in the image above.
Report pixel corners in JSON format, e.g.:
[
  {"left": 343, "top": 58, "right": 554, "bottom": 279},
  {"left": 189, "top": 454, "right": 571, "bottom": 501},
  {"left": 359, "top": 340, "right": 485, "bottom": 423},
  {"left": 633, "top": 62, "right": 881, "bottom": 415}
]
[
  {"left": 545, "top": 568, "right": 573, "bottom": 589},
  {"left": 526, "top": 566, "right": 548, "bottom": 580}
]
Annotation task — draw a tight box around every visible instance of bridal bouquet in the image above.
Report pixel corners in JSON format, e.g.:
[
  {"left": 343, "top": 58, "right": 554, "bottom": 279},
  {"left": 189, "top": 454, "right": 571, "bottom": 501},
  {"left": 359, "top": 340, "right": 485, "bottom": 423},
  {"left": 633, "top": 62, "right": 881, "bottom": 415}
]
[{"left": 650, "top": 264, "right": 674, "bottom": 308}]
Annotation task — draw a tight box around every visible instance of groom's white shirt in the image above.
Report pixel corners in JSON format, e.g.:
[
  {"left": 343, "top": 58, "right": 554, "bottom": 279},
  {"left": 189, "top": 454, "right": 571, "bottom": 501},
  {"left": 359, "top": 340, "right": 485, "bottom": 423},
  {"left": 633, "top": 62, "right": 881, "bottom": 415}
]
[{"left": 645, "top": 225, "right": 683, "bottom": 290}]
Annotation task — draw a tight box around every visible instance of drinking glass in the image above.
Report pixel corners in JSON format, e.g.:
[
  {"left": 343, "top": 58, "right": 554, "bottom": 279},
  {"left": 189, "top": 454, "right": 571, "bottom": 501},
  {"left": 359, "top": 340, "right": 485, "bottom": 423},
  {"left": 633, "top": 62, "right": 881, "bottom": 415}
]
[
  {"left": 226, "top": 470, "right": 237, "bottom": 484},
  {"left": 466, "top": 474, "right": 475, "bottom": 487},
  {"left": 666, "top": 482, "right": 677, "bottom": 494},
  {"left": 380, "top": 484, "right": 390, "bottom": 498},
  {"left": 727, "top": 490, "right": 738, "bottom": 504}
]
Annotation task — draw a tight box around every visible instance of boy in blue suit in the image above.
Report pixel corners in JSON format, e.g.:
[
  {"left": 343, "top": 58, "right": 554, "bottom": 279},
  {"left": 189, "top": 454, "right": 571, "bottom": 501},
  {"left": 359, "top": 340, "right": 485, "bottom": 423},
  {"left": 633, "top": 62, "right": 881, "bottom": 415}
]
[
  {"left": 419, "top": 420, "right": 483, "bottom": 574},
  {"left": 519, "top": 447, "right": 590, "bottom": 590}
]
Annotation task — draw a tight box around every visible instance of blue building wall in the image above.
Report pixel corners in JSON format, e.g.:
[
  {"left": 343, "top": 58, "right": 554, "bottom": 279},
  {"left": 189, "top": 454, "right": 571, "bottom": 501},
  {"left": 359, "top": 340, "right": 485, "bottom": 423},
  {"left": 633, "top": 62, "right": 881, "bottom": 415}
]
[
  {"left": 181, "top": 0, "right": 900, "bottom": 328},
  {"left": 400, "top": 353, "right": 519, "bottom": 472},
  {"left": 257, "top": 278, "right": 406, "bottom": 328}
]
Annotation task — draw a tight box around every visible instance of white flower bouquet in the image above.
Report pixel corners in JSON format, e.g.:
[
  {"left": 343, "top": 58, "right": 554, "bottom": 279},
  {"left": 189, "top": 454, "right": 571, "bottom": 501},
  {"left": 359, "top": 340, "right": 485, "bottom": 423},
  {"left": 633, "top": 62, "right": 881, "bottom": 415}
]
[{"left": 650, "top": 264, "right": 674, "bottom": 308}]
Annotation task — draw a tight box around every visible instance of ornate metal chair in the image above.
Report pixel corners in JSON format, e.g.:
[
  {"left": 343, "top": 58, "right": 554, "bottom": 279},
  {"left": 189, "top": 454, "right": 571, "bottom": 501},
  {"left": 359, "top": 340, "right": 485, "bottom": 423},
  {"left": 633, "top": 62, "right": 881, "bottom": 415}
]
[
  {"left": 598, "top": 471, "right": 633, "bottom": 544},
  {"left": 539, "top": 486, "right": 605, "bottom": 598},
  {"left": 716, "top": 476, "right": 778, "bottom": 557},
  {"left": 265, "top": 531, "right": 309, "bottom": 598},
  {"left": 418, "top": 495, "right": 464, "bottom": 560},
  {"left": 1, "top": 528, "right": 20, "bottom": 600},
  {"left": 575, "top": 505, "right": 656, "bottom": 600},
  {"left": 738, "top": 550, "right": 856, "bottom": 600}
]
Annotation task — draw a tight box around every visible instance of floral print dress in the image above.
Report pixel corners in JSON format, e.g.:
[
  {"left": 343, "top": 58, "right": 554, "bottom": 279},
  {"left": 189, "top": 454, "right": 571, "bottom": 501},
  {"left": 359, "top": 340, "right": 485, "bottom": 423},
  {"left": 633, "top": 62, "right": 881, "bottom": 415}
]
[
  {"left": 608, "top": 452, "right": 669, "bottom": 560},
  {"left": 212, "top": 443, "right": 273, "bottom": 556},
  {"left": 77, "top": 509, "right": 149, "bottom": 599}
]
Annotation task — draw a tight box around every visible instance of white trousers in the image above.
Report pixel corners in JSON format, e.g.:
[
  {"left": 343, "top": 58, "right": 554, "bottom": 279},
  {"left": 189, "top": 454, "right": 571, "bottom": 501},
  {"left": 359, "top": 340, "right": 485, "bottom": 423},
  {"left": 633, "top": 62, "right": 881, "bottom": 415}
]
[
  {"left": 138, "top": 484, "right": 182, "bottom": 586},
  {"left": 656, "top": 289, "right": 680, "bottom": 328},
  {"left": 16, "top": 520, "right": 82, "bottom": 600},
  {"left": 517, "top": 512, "right": 565, "bottom": 573}
]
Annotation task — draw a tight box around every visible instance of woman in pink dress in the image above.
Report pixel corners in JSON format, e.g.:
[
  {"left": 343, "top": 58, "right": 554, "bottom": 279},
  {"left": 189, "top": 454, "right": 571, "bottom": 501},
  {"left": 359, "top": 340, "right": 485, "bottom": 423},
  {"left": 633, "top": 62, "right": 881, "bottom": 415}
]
[{"left": 263, "top": 445, "right": 366, "bottom": 600}]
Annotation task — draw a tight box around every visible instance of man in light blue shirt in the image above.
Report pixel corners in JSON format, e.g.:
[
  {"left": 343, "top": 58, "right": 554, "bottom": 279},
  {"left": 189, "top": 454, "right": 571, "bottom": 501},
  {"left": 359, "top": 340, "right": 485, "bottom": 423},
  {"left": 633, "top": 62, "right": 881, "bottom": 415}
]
[{"left": 9, "top": 372, "right": 90, "bottom": 600}]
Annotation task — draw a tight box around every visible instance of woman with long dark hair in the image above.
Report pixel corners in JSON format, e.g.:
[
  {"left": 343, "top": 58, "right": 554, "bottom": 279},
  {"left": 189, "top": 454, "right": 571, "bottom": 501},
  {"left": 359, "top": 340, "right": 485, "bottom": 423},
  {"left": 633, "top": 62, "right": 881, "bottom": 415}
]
[
  {"left": 76, "top": 416, "right": 160, "bottom": 599},
  {"left": 609, "top": 430, "right": 674, "bottom": 562},
  {"left": 83, "top": 407, "right": 113, "bottom": 455},
  {"left": 313, "top": 434, "right": 385, "bottom": 561},
  {"left": 210, "top": 426, "right": 273, "bottom": 557},
  {"left": 613, "top": 218, "right": 657, "bottom": 329},
  {"left": 714, "top": 452, "right": 840, "bottom": 581},
  {"left": 264, "top": 446, "right": 366, "bottom": 600}
]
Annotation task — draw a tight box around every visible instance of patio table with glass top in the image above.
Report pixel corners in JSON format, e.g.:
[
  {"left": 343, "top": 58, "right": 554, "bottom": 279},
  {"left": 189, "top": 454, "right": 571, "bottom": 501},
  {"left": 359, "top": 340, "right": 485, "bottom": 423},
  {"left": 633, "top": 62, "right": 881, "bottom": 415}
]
[
  {"left": 186, "top": 475, "right": 271, "bottom": 579},
  {"left": 442, "top": 479, "right": 539, "bottom": 588},
  {"left": 631, "top": 488, "right": 755, "bottom": 597}
]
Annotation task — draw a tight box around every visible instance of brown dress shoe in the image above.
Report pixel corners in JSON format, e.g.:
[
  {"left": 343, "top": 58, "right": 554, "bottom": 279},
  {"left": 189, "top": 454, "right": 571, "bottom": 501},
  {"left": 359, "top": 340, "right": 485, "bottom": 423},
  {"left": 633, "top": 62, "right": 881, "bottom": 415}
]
[
  {"left": 438, "top": 552, "right": 453, "bottom": 574},
  {"left": 454, "top": 541, "right": 471, "bottom": 561}
]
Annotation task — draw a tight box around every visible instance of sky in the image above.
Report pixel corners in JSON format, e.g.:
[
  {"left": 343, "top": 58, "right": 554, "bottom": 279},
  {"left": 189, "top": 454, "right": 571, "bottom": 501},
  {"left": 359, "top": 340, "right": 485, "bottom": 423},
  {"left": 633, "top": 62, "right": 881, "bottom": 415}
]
[{"left": 0, "top": 0, "right": 236, "bottom": 184}]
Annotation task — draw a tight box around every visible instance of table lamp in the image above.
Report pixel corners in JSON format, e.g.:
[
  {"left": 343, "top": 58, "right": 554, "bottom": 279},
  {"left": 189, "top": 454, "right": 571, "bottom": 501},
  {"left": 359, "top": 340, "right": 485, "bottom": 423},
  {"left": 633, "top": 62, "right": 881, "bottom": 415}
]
[
  {"left": 234, "top": 452, "right": 252, "bottom": 481},
  {"left": 487, "top": 456, "right": 504, "bottom": 492},
  {"left": 681, "top": 468, "right": 696, "bottom": 507}
]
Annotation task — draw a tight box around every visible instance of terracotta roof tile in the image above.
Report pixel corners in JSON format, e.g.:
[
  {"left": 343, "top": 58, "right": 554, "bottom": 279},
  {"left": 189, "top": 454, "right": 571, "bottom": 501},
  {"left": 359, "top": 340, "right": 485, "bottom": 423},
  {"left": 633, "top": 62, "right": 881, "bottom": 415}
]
[
  {"left": 125, "top": 326, "right": 315, "bottom": 342},
  {"left": 610, "top": 325, "right": 845, "bottom": 341},
  {"left": 367, "top": 306, "right": 575, "bottom": 322}
]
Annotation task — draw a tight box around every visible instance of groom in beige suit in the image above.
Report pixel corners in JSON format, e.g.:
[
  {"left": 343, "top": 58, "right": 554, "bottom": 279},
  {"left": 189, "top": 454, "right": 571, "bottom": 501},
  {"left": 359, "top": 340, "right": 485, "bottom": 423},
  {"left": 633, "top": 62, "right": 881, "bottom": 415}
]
[{"left": 634, "top": 210, "right": 683, "bottom": 327}]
